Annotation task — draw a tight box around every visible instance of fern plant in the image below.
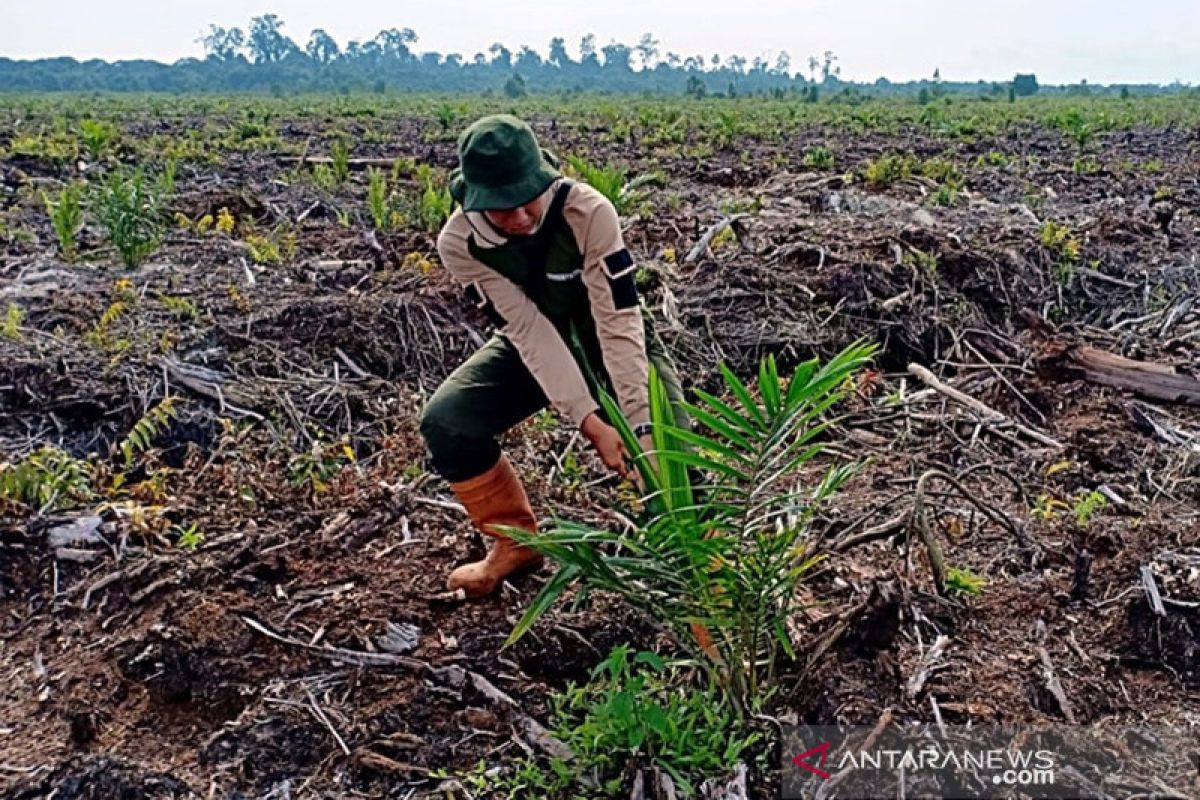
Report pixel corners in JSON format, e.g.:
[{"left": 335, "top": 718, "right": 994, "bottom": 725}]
[
  {"left": 79, "top": 118, "right": 118, "bottom": 161},
  {"left": 159, "top": 157, "right": 178, "bottom": 196},
  {"left": 330, "top": 135, "right": 351, "bottom": 186},
  {"left": 43, "top": 182, "right": 85, "bottom": 261},
  {"left": 0, "top": 447, "right": 94, "bottom": 513},
  {"left": 92, "top": 169, "right": 163, "bottom": 267},
  {"left": 505, "top": 341, "right": 878, "bottom": 712},
  {"left": 566, "top": 155, "right": 663, "bottom": 216},
  {"left": 119, "top": 396, "right": 180, "bottom": 466},
  {"left": 435, "top": 103, "right": 458, "bottom": 132},
  {"left": 410, "top": 165, "right": 452, "bottom": 232},
  {"left": 157, "top": 293, "right": 199, "bottom": 320},
  {"left": 366, "top": 167, "right": 392, "bottom": 231},
  {"left": 803, "top": 145, "right": 835, "bottom": 169},
  {"left": 3, "top": 303, "right": 24, "bottom": 341},
  {"left": 85, "top": 300, "right": 128, "bottom": 349},
  {"left": 173, "top": 522, "right": 205, "bottom": 551},
  {"left": 864, "top": 153, "right": 916, "bottom": 186},
  {"left": 244, "top": 226, "right": 296, "bottom": 266},
  {"left": 945, "top": 566, "right": 986, "bottom": 597},
  {"left": 1072, "top": 490, "right": 1107, "bottom": 528}
]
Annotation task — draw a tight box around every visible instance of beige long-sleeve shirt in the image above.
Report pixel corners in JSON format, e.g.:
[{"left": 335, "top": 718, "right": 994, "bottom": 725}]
[{"left": 436, "top": 180, "right": 651, "bottom": 429}]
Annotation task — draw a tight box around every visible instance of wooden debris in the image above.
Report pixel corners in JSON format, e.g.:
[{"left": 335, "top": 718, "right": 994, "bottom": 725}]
[
  {"left": 1076, "top": 265, "right": 1139, "bottom": 288},
  {"left": 240, "top": 615, "right": 429, "bottom": 671},
  {"left": 907, "top": 635, "right": 951, "bottom": 699},
  {"left": 700, "top": 762, "right": 748, "bottom": 800},
  {"left": 1140, "top": 566, "right": 1167, "bottom": 617},
  {"left": 413, "top": 496, "right": 468, "bottom": 515},
  {"left": 1125, "top": 403, "right": 1200, "bottom": 451},
  {"left": 54, "top": 548, "right": 100, "bottom": 564},
  {"left": 305, "top": 687, "right": 351, "bottom": 756},
  {"left": 426, "top": 587, "right": 468, "bottom": 604},
  {"left": 831, "top": 510, "right": 908, "bottom": 552},
  {"left": 630, "top": 769, "right": 645, "bottom": 800},
  {"left": 46, "top": 516, "right": 104, "bottom": 548},
  {"left": 0, "top": 763, "right": 47, "bottom": 775},
  {"left": 685, "top": 214, "right": 751, "bottom": 264},
  {"left": 375, "top": 621, "right": 421, "bottom": 654},
  {"left": 334, "top": 347, "right": 373, "bottom": 379},
  {"left": 907, "top": 363, "right": 1063, "bottom": 449},
  {"left": 159, "top": 357, "right": 262, "bottom": 416},
  {"left": 910, "top": 468, "right": 1026, "bottom": 593},
  {"left": 352, "top": 750, "right": 422, "bottom": 775},
  {"left": 131, "top": 577, "right": 176, "bottom": 604},
  {"left": 655, "top": 768, "right": 678, "bottom": 800},
  {"left": 1036, "top": 646, "right": 1077, "bottom": 723},
  {"left": 1040, "top": 343, "right": 1200, "bottom": 405},
  {"left": 1071, "top": 551, "right": 1093, "bottom": 601},
  {"left": 468, "top": 671, "right": 574, "bottom": 761},
  {"left": 82, "top": 570, "right": 124, "bottom": 609}
]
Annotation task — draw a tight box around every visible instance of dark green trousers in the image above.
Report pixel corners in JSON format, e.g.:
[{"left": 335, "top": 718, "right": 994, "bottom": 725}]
[{"left": 420, "top": 334, "right": 687, "bottom": 482}]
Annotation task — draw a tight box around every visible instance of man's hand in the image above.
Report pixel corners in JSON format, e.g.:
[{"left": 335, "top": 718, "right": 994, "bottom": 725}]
[{"left": 581, "top": 412, "right": 632, "bottom": 479}]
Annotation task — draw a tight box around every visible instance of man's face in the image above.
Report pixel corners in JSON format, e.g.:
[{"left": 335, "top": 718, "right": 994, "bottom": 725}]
[{"left": 483, "top": 192, "right": 548, "bottom": 237}]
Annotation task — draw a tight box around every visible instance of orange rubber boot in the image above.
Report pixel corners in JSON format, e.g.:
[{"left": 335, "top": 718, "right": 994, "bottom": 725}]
[{"left": 446, "top": 454, "right": 544, "bottom": 597}]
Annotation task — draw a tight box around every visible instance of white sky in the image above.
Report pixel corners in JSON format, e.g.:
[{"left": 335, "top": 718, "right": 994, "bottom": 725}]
[{"left": 1, "top": 0, "right": 1196, "bottom": 85}]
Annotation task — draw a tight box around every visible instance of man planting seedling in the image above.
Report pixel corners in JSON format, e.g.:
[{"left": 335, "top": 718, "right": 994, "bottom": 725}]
[{"left": 420, "top": 114, "right": 688, "bottom": 598}]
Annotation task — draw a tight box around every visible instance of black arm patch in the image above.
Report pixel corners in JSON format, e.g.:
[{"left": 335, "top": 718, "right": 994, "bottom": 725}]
[
  {"left": 602, "top": 249, "right": 639, "bottom": 310},
  {"left": 464, "top": 283, "right": 507, "bottom": 328}
]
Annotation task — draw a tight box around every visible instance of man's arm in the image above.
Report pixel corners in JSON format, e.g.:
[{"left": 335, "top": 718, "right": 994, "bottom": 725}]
[{"left": 569, "top": 188, "right": 652, "bottom": 430}]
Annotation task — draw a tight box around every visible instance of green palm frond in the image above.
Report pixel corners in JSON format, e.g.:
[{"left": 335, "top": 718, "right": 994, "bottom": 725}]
[{"left": 507, "top": 340, "right": 879, "bottom": 712}]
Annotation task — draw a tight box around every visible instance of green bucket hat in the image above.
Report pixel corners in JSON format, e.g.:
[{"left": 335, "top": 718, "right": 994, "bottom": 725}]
[{"left": 449, "top": 114, "right": 561, "bottom": 212}]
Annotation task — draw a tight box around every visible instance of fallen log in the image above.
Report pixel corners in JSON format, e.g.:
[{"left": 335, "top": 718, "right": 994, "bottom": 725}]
[
  {"left": 159, "top": 356, "right": 263, "bottom": 418},
  {"left": 1039, "top": 343, "right": 1200, "bottom": 405}
]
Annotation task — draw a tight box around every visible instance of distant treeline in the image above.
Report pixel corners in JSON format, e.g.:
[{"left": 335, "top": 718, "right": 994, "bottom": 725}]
[{"left": 0, "top": 15, "right": 1191, "bottom": 98}]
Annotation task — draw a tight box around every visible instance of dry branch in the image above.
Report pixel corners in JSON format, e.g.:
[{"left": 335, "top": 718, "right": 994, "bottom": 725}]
[
  {"left": 685, "top": 214, "right": 751, "bottom": 263},
  {"left": 907, "top": 363, "right": 1062, "bottom": 449},
  {"left": 240, "top": 615, "right": 428, "bottom": 671}
]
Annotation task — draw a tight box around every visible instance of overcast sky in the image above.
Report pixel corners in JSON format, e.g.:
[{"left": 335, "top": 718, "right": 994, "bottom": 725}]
[{"left": 1, "top": 0, "right": 1196, "bottom": 85}]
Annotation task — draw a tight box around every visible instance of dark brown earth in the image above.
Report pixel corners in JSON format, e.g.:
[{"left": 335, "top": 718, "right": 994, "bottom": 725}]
[{"left": 2, "top": 103, "right": 1198, "bottom": 798}]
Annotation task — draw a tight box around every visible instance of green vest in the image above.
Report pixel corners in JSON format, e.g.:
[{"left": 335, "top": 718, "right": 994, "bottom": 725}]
[{"left": 465, "top": 180, "right": 672, "bottom": 404}]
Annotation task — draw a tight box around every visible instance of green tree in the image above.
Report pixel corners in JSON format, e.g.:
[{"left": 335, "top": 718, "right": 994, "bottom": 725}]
[
  {"left": 376, "top": 27, "right": 417, "bottom": 61},
  {"left": 306, "top": 29, "right": 340, "bottom": 64},
  {"left": 602, "top": 41, "right": 632, "bottom": 70},
  {"left": 515, "top": 45, "right": 542, "bottom": 72},
  {"left": 248, "top": 14, "right": 297, "bottom": 64},
  {"left": 1013, "top": 73, "right": 1039, "bottom": 96},
  {"left": 548, "top": 36, "right": 570, "bottom": 67},
  {"left": 504, "top": 72, "right": 527, "bottom": 98},
  {"left": 579, "top": 34, "right": 599, "bottom": 67},
  {"left": 198, "top": 26, "right": 245, "bottom": 62},
  {"left": 635, "top": 33, "right": 660, "bottom": 70},
  {"left": 488, "top": 42, "right": 512, "bottom": 68}
]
